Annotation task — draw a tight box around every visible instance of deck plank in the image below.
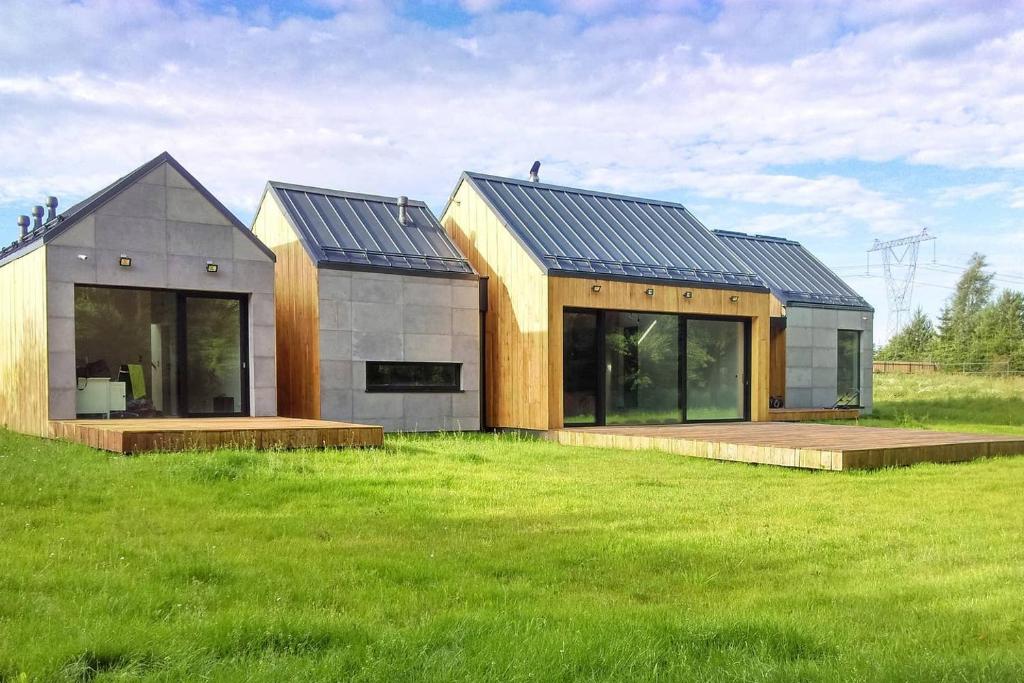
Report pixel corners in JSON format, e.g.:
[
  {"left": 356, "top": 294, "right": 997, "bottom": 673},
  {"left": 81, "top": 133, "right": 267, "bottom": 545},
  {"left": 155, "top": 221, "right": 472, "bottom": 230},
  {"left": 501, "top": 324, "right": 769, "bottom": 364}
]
[
  {"left": 49, "top": 417, "right": 384, "bottom": 454},
  {"left": 551, "top": 423, "right": 1024, "bottom": 471}
]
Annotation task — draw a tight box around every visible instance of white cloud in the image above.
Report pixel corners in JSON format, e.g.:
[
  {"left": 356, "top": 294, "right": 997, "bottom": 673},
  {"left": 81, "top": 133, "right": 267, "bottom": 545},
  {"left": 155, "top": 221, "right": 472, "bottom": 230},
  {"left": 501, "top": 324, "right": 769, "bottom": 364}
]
[{"left": 0, "top": 0, "right": 1022, "bottom": 253}]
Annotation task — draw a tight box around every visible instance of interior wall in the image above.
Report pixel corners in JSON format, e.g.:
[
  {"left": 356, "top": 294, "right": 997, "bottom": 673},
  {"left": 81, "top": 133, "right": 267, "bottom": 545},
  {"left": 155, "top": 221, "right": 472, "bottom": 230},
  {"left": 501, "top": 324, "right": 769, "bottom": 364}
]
[{"left": 0, "top": 247, "right": 50, "bottom": 436}]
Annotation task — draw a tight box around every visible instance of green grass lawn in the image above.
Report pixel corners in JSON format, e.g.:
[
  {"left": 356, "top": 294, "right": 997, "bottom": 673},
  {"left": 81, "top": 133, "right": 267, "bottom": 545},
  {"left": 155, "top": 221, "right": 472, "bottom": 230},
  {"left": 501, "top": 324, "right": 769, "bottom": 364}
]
[
  {"left": 856, "top": 372, "right": 1024, "bottom": 435},
  {"left": 2, "top": 375, "right": 1024, "bottom": 681}
]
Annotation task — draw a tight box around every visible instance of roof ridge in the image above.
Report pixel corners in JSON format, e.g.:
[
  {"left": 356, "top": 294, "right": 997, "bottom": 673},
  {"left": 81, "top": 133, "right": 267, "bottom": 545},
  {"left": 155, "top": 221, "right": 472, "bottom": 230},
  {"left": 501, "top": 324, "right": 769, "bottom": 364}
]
[
  {"left": 713, "top": 229, "right": 799, "bottom": 245},
  {"left": 268, "top": 181, "right": 429, "bottom": 207},
  {"left": 463, "top": 171, "right": 689, "bottom": 209}
]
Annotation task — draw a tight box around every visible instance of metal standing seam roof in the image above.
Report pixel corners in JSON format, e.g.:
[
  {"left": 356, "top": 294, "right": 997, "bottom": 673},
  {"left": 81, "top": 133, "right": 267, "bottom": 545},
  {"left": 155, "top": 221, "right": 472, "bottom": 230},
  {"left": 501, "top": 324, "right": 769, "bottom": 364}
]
[
  {"left": 0, "top": 151, "right": 275, "bottom": 269},
  {"left": 451, "top": 172, "right": 766, "bottom": 290},
  {"left": 713, "top": 230, "right": 873, "bottom": 311},
  {"left": 265, "top": 182, "right": 475, "bottom": 277}
]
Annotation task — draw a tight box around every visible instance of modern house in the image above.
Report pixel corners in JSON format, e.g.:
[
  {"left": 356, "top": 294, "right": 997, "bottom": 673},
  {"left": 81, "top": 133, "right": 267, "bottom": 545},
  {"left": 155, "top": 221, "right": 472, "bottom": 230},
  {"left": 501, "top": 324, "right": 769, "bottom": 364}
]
[
  {"left": 713, "top": 230, "right": 874, "bottom": 414},
  {"left": 251, "top": 182, "right": 481, "bottom": 432},
  {"left": 0, "top": 152, "right": 278, "bottom": 438},
  {"left": 440, "top": 170, "right": 774, "bottom": 431}
]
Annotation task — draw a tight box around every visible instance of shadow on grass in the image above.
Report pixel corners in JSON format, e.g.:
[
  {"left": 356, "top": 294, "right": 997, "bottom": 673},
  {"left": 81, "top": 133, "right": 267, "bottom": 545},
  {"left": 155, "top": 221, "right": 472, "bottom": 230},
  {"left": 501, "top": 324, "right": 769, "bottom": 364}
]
[{"left": 61, "top": 649, "right": 164, "bottom": 681}]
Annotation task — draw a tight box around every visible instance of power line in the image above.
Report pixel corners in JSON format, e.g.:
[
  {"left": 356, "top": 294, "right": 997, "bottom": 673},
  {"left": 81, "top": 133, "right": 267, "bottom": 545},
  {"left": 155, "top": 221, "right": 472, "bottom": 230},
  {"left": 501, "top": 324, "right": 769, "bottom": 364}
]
[{"left": 867, "top": 228, "right": 936, "bottom": 336}]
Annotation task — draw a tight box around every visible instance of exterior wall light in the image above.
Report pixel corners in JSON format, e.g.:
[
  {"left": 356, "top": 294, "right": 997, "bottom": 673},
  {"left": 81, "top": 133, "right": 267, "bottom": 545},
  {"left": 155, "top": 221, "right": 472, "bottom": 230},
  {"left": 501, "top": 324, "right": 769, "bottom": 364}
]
[
  {"left": 118, "top": 254, "right": 132, "bottom": 268},
  {"left": 683, "top": 291, "right": 693, "bottom": 299},
  {"left": 206, "top": 261, "right": 219, "bottom": 273},
  {"left": 591, "top": 284, "right": 601, "bottom": 292},
  {"left": 645, "top": 288, "right": 655, "bottom": 296},
  {"left": 729, "top": 295, "right": 740, "bottom": 303}
]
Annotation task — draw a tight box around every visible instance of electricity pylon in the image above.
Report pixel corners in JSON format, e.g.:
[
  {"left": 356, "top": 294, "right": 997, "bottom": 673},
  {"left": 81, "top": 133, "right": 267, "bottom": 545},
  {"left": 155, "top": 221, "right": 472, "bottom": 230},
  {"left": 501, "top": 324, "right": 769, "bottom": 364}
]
[{"left": 867, "top": 228, "right": 936, "bottom": 336}]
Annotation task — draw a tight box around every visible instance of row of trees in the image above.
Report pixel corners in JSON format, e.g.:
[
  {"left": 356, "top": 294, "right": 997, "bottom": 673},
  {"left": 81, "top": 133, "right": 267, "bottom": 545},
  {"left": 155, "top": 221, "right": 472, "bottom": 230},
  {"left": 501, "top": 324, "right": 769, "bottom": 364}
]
[{"left": 876, "top": 254, "right": 1024, "bottom": 371}]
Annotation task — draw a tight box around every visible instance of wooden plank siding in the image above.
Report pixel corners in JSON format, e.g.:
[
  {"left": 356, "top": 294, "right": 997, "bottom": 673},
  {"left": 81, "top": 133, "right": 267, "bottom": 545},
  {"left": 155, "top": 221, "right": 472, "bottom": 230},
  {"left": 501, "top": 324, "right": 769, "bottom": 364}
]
[
  {"left": 547, "top": 277, "right": 772, "bottom": 428},
  {"left": 251, "top": 193, "right": 321, "bottom": 418},
  {"left": 0, "top": 248, "right": 50, "bottom": 436},
  {"left": 50, "top": 417, "right": 383, "bottom": 454},
  {"left": 442, "top": 177, "right": 775, "bottom": 431},
  {"left": 441, "top": 179, "right": 550, "bottom": 430}
]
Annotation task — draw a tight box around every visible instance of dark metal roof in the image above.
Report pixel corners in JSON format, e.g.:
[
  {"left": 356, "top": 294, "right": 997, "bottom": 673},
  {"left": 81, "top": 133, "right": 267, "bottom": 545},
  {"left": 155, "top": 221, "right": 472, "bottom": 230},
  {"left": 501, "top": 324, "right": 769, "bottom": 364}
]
[
  {"left": 265, "top": 182, "right": 474, "bottom": 277},
  {"left": 450, "top": 172, "right": 766, "bottom": 290},
  {"left": 713, "top": 230, "right": 873, "bottom": 311},
  {"left": 0, "top": 151, "right": 274, "bottom": 268}
]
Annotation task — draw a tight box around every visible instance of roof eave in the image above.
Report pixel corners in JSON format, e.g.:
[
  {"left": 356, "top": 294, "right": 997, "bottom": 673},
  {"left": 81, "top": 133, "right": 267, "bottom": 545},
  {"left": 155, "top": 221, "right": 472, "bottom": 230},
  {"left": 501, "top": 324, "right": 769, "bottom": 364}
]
[
  {"left": 316, "top": 259, "right": 479, "bottom": 281},
  {"left": 548, "top": 269, "right": 770, "bottom": 294}
]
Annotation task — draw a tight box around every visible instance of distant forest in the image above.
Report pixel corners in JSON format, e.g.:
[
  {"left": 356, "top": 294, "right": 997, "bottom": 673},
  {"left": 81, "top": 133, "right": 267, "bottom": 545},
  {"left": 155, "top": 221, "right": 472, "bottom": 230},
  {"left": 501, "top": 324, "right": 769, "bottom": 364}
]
[{"left": 876, "top": 254, "right": 1024, "bottom": 371}]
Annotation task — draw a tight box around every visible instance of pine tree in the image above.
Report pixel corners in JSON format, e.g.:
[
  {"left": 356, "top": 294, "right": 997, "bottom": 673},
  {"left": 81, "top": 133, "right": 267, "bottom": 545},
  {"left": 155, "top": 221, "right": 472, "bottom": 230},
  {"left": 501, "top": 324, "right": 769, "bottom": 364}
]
[
  {"left": 974, "top": 290, "right": 1024, "bottom": 371},
  {"left": 875, "top": 308, "right": 935, "bottom": 360},
  {"left": 933, "top": 253, "right": 994, "bottom": 366}
]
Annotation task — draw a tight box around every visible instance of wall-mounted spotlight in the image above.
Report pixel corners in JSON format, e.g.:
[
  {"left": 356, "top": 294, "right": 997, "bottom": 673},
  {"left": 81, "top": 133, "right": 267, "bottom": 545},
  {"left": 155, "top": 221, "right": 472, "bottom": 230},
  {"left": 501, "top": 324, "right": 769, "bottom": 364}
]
[
  {"left": 645, "top": 288, "right": 655, "bottom": 296},
  {"left": 206, "top": 261, "right": 219, "bottom": 273},
  {"left": 591, "top": 284, "right": 602, "bottom": 293},
  {"left": 683, "top": 291, "right": 693, "bottom": 299},
  {"left": 729, "top": 295, "right": 740, "bottom": 303},
  {"left": 118, "top": 254, "right": 132, "bottom": 268}
]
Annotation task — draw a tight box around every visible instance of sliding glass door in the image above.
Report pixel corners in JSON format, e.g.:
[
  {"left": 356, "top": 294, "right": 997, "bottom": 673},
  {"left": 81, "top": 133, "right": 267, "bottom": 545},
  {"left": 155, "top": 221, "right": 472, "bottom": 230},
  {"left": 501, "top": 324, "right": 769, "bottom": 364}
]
[
  {"left": 74, "top": 286, "right": 248, "bottom": 418},
  {"left": 183, "top": 295, "right": 247, "bottom": 416},
  {"left": 685, "top": 319, "right": 747, "bottom": 421},
  {"left": 563, "top": 311, "right": 600, "bottom": 425},
  {"left": 604, "top": 312, "right": 681, "bottom": 425},
  {"left": 562, "top": 309, "right": 749, "bottom": 426}
]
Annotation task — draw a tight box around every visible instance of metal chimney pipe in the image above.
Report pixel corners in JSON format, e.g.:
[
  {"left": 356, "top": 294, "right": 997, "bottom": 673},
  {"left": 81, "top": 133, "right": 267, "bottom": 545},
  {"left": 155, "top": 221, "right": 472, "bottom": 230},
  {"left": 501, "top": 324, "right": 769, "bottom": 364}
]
[
  {"left": 31, "top": 205, "right": 44, "bottom": 230},
  {"left": 17, "top": 215, "right": 30, "bottom": 240},
  {"left": 528, "top": 160, "right": 540, "bottom": 182},
  {"left": 45, "top": 196, "right": 58, "bottom": 222},
  {"left": 397, "top": 196, "right": 411, "bottom": 226}
]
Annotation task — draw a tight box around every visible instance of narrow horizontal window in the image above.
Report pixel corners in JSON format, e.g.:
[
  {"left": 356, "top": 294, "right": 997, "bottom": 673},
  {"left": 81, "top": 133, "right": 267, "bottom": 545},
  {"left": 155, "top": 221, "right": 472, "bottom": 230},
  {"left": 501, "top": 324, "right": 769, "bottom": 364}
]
[{"left": 365, "top": 362, "right": 462, "bottom": 393}]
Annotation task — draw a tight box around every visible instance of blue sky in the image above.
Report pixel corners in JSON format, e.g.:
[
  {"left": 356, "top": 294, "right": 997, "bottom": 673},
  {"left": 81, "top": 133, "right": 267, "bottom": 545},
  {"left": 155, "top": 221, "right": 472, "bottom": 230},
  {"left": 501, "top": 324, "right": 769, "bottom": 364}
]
[{"left": 2, "top": 0, "right": 1023, "bottom": 344}]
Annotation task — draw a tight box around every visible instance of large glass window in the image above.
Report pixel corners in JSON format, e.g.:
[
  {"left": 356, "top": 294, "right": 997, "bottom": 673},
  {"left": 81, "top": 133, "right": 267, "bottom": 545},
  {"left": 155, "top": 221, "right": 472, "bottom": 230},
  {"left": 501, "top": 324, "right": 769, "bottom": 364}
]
[
  {"left": 74, "top": 286, "right": 248, "bottom": 418},
  {"left": 366, "top": 362, "right": 462, "bottom": 392},
  {"left": 605, "top": 312, "right": 681, "bottom": 425},
  {"left": 685, "top": 319, "right": 746, "bottom": 421},
  {"left": 837, "top": 329, "right": 861, "bottom": 404},
  {"left": 562, "top": 309, "right": 751, "bottom": 426},
  {"left": 185, "top": 296, "right": 245, "bottom": 415},
  {"left": 75, "top": 286, "right": 179, "bottom": 418},
  {"left": 563, "top": 311, "right": 599, "bottom": 425}
]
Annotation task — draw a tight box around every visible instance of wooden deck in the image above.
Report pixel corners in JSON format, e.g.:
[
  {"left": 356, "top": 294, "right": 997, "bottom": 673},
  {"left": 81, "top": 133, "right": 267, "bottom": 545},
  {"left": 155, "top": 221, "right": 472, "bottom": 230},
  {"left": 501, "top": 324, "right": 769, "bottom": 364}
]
[
  {"left": 50, "top": 417, "right": 384, "bottom": 454},
  {"left": 552, "top": 423, "right": 1024, "bottom": 471},
  {"left": 769, "top": 407, "right": 860, "bottom": 422}
]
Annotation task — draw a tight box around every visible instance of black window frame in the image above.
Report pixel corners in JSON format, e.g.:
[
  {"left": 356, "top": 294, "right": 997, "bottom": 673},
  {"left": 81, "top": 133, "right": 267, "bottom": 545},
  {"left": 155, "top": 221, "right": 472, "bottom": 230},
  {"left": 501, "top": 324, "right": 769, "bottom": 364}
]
[
  {"left": 562, "top": 307, "right": 752, "bottom": 426},
  {"left": 365, "top": 361, "right": 463, "bottom": 393},
  {"left": 73, "top": 283, "right": 250, "bottom": 419}
]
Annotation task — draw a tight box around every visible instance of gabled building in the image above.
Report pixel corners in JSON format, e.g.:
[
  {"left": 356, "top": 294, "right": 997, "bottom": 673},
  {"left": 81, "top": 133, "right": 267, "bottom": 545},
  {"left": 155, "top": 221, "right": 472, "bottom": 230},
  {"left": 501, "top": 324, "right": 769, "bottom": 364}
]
[
  {"left": 252, "top": 182, "right": 481, "bottom": 432},
  {"left": 713, "top": 230, "right": 874, "bottom": 413},
  {"left": 441, "top": 171, "right": 773, "bottom": 431},
  {"left": 0, "top": 152, "right": 278, "bottom": 436}
]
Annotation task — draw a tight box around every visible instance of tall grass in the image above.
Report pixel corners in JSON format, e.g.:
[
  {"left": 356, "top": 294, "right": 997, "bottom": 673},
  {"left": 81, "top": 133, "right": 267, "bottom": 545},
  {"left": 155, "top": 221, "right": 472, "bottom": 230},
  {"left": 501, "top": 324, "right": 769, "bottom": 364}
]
[{"left": 859, "top": 372, "right": 1024, "bottom": 434}]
